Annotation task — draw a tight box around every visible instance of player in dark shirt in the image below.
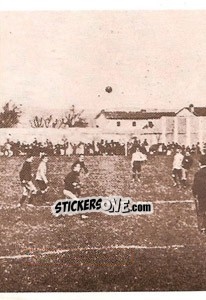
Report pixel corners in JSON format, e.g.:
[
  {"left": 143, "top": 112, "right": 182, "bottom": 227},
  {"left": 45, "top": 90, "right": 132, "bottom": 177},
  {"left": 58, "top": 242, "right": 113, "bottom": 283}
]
[
  {"left": 192, "top": 155, "right": 206, "bottom": 233},
  {"left": 63, "top": 162, "right": 89, "bottom": 220},
  {"left": 19, "top": 160, "right": 32, "bottom": 182},
  {"left": 18, "top": 153, "right": 37, "bottom": 207},
  {"left": 182, "top": 151, "right": 193, "bottom": 187},
  {"left": 63, "top": 163, "right": 81, "bottom": 199}
]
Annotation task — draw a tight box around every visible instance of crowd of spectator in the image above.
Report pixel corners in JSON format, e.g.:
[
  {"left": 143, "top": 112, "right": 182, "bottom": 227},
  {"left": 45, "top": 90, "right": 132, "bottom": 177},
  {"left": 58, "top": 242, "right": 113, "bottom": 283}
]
[
  {"left": 0, "top": 137, "right": 205, "bottom": 157},
  {"left": 0, "top": 138, "right": 126, "bottom": 157}
]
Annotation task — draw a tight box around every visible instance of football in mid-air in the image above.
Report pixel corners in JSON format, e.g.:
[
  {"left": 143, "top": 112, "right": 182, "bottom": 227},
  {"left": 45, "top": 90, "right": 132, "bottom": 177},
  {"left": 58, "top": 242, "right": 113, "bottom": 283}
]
[{"left": 105, "top": 86, "right": 112, "bottom": 93}]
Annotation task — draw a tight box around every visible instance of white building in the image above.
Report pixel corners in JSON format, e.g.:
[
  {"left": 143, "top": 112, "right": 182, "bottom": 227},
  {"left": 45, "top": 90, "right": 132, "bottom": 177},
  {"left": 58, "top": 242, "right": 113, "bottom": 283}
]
[
  {"left": 95, "top": 105, "right": 206, "bottom": 147},
  {"left": 95, "top": 109, "right": 176, "bottom": 144},
  {"left": 171, "top": 104, "right": 206, "bottom": 147},
  {"left": 95, "top": 109, "right": 176, "bottom": 130}
]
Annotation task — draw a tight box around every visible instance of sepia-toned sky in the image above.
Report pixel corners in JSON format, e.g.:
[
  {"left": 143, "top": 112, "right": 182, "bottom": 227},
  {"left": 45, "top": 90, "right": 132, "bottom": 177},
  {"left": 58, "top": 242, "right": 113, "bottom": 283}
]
[{"left": 1, "top": 11, "right": 206, "bottom": 112}]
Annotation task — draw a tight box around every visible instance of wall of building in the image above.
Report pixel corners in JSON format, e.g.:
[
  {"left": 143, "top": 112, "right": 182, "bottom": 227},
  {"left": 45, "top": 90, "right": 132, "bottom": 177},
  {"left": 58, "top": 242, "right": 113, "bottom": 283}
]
[
  {"left": 95, "top": 114, "right": 162, "bottom": 133},
  {"left": 163, "top": 115, "right": 206, "bottom": 147},
  {"left": 96, "top": 113, "right": 206, "bottom": 147}
]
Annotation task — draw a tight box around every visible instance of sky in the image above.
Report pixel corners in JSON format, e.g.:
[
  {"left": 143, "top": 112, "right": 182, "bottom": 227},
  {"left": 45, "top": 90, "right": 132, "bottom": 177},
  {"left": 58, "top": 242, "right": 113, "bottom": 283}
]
[{"left": 1, "top": 11, "right": 206, "bottom": 113}]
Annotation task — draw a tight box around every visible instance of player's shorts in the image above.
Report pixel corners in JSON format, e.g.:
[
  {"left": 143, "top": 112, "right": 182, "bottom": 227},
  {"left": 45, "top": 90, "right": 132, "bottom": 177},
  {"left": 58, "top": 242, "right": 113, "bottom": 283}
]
[
  {"left": 21, "top": 180, "right": 37, "bottom": 197},
  {"left": 63, "top": 188, "right": 81, "bottom": 199},
  {"left": 172, "top": 169, "right": 182, "bottom": 178},
  {"left": 36, "top": 180, "right": 48, "bottom": 192},
  {"left": 132, "top": 161, "right": 141, "bottom": 173}
]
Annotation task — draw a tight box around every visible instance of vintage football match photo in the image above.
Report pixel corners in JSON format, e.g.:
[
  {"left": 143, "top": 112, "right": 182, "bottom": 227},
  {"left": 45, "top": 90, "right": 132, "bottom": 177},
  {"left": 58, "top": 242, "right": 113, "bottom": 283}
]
[{"left": 0, "top": 8, "right": 206, "bottom": 293}]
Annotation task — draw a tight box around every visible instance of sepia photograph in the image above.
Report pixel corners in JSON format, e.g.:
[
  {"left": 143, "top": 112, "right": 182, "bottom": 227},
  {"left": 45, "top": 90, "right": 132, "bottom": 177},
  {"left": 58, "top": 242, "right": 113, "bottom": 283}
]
[{"left": 1, "top": 3, "right": 206, "bottom": 294}]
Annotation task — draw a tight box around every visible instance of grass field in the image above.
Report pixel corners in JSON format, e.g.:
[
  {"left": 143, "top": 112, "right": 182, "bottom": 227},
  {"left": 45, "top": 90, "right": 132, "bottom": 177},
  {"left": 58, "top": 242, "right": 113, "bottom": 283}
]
[{"left": 0, "top": 155, "right": 206, "bottom": 292}]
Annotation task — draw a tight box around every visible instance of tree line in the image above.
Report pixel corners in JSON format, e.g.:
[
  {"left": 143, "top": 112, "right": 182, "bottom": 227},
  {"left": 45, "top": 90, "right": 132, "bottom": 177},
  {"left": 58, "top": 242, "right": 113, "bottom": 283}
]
[{"left": 0, "top": 101, "right": 88, "bottom": 128}]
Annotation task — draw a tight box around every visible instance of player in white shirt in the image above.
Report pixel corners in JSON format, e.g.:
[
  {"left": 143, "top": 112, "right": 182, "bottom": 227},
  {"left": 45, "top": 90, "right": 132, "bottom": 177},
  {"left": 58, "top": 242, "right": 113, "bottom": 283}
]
[
  {"left": 131, "top": 147, "right": 147, "bottom": 182},
  {"left": 172, "top": 148, "right": 184, "bottom": 187},
  {"left": 36, "top": 155, "right": 49, "bottom": 200}
]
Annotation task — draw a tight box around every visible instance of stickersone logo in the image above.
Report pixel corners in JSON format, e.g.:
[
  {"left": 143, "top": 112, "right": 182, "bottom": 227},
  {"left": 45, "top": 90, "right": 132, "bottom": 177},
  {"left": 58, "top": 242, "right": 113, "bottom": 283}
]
[{"left": 51, "top": 196, "right": 153, "bottom": 217}]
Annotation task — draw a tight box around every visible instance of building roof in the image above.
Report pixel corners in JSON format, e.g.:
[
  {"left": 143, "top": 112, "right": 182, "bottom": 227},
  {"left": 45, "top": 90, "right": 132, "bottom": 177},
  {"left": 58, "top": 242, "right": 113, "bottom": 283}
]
[
  {"left": 187, "top": 107, "right": 206, "bottom": 116},
  {"left": 176, "top": 106, "right": 206, "bottom": 116},
  {"left": 95, "top": 110, "right": 176, "bottom": 120}
]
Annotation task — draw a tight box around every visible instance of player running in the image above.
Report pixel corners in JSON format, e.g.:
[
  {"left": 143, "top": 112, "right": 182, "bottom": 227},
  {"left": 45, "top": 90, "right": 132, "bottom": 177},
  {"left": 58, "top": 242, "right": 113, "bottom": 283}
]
[
  {"left": 182, "top": 150, "right": 193, "bottom": 188},
  {"left": 172, "top": 148, "right": 184, "bottom": 187},
  {"left": 131, "top": 147, "right": 147, "bottom": 182},
  {"left": 36, "top": 154, "right": 49, "bottom": 202},
  {"left": 63, "top": 163, "right": 81, "bottom": 199},
  {"left": 63, "top": 162, "right": 88, "bottom": 219},
  {"left": 18, "top": 153, "right": 37, "bottom": 207}
]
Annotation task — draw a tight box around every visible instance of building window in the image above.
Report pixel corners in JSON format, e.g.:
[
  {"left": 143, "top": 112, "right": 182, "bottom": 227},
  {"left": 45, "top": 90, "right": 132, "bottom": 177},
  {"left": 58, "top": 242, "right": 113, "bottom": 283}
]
[
  {"left": 132, "top": 121, "right": 136, "bottom": 127},
  {"left": 148, "top": 121, "right": 154, "bottom": 128},
  {"left": 117, "top": 121, "right": 121, "bottom": 127}
]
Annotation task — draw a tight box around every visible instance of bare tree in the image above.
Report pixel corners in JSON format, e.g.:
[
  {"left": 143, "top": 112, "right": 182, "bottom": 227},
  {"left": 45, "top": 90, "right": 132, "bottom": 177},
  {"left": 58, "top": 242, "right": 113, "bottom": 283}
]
[
  {"left": 44, "top": 115, "right": 53, "bottom": 128},
  {"left": 30, "top": 105, "right": 88, "bottom": 128},
  {"left": 0, "top": 100, "right": 22, "bottom": 128},
  {"left": 30, "top": 116, "right": 44, "bottom": 128}
]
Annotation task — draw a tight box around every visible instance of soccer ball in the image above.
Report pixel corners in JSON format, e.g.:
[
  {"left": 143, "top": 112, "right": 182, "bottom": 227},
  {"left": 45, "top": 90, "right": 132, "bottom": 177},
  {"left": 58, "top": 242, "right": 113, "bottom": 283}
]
[{"left": 105, "top": 86, "right": 112, "bottom": 93}]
